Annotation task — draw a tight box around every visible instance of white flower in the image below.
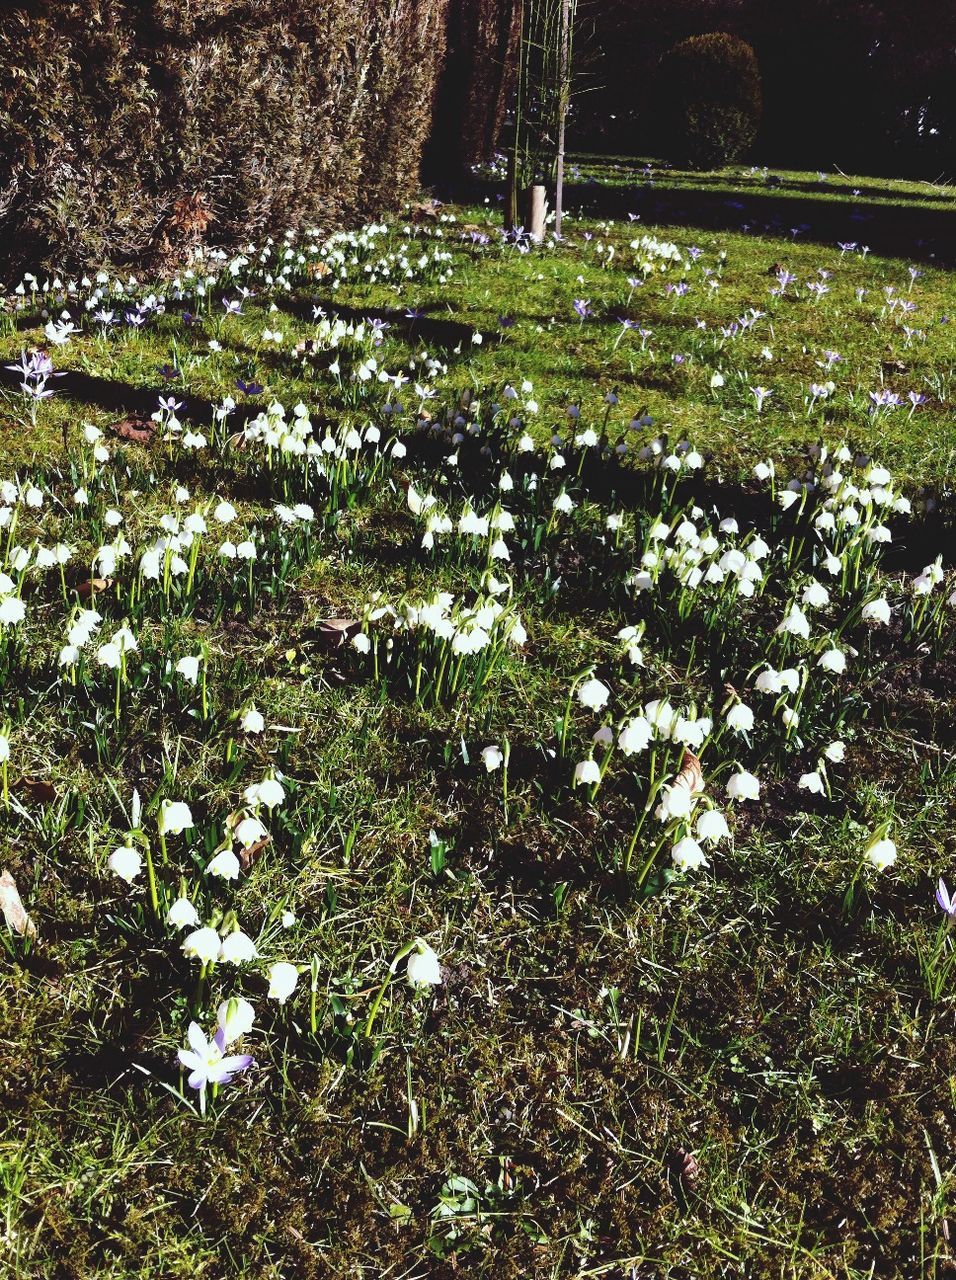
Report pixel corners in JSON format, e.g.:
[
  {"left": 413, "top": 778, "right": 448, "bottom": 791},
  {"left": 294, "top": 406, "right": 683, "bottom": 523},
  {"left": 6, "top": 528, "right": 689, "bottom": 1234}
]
[
  {"left": 726, "top": 770, "right": 760, "bottom": 801},
  {"left": 824, "top": 740, "right": 846, "bottom": 763},
  {"left": 281, "top": 910, "right": 296, "bottom": 928},
  {"left": 407, "top": 942, "right": 442, "bottom": 988},
  {"left": 108, "top": 844, "right": 141, "bottom": 883},
  {"left": 576, "top": 677, "right": 610, "bottom": 711},
  {"left": 696, "top": 809, "right": 730, "bottom": 843},
  {"left": 573, "top": 758, "right": 601, "bottom": 786},
  {"left": 656, "top": 783, "right": 694, "bottom": 823},
  {"left": 671, "top": 836, "right": 708, "bottom": 871},
  {"left": 158, "top": 800, "right": 194, "bottom": 836},
  {"left": 725, "top": 703, "right": 754, "bottom": 733},
  {"left": 481, "top": 744, "right": 503, "bottom": 772},
  {"left": 0, "top": 597, "right": 26, "bottom": 627},
  {"left": 245, "top": 777, "right": 286, "bottom": 809},
  {"left": 214, "top": 501, "right": 237, "bottom": 524},
  {"left": 175, "top": 655, "right": 201, "bottom": 685},
  {"left": 217, "top": 996, "right": 256, "bottom": 1044},
  {"left": 777, "top": 604, "right": 810, "bottom": 639},
  {"left": 218, "top": 930, "right": 258, "bottom": 964},
  {"left": 802, "top": 581, "right": 830, "bottom": 609},
  {"left": 866, "top": 837, "right": 897, "bottom": 871},
  {"left": 267, "top": 962, "right": 299, "bottom": 1004},
  {"left": 861, "top": 597, "right": 891, "bottom": 625},
  {"left": 240, "top": 707, "right": 265, "bottom": 734},
  {"left": 755, "top": 669, "right": 782, "bottom": 695},
  {"left": 618, "top": 716, "right": 652, "bottom": 755},
  {"left": 206, "top": 849, "right": 241, "bottom": 880},
  {"left": 234, "top": 815, "right": 268, "bottom": 848},
  {"left": 182, "top": 926, "right": 221, "bottom": 964},
  {"left": 0, "top": 733, "right": 9, "bottom": 763},
  {"left": 798, "top": 771, "right": 825, "bottom": 795},
  {"left": 817, "top": 648, "right": 846, "bottom": 674},
  {"left": 166, "top": 897, "right": 200, "bottom": 929}
]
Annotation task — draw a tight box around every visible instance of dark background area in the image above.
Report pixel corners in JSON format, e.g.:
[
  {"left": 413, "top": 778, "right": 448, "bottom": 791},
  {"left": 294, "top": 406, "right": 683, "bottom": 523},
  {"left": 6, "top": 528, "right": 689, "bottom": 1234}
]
[{"left": 568, "top": 0, "right": 956, "bottom": 177}]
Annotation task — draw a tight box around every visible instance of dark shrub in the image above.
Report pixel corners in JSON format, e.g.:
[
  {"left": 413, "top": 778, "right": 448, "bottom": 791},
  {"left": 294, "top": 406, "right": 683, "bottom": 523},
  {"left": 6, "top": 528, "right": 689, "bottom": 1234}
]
[
  {"left": 656, "top": 32, "right": 762, "bottom": 168},
  {"left": 0, "top": 0, "right": 450, "bottom": 276}
]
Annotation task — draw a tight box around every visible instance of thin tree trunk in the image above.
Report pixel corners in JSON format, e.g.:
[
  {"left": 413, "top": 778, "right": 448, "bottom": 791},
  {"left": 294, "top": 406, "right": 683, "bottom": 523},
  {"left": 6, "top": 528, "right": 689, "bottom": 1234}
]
[{"left": 554, "top": 0, "right": 570, "bottom": 237}]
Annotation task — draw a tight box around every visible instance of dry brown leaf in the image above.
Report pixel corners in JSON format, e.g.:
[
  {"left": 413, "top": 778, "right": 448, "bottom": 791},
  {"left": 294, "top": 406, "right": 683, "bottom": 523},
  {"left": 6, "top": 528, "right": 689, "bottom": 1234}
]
[
  {"left": 669, "top": 1147, "right": 701, "bottom": 1190},
  {"left": 0, "top": 870, "right": 37, "bottom": 938},
  {"left": 14, "top": 777, "right": 56, "bottom": 804},
  {"left": 238, "top": 837, "right": 270, "bottom": 872},
  {"left": 77, "top": 577, "right": 113, "bottom": 598},
  {"left": 673, "top": 749, "right": 704, "bottom": 796},
  {"left": 315, "top": 618, "right": 360, "bottom": 649},
  {"left": 108, "top": 415, "right": 155, "bottom": 445}
]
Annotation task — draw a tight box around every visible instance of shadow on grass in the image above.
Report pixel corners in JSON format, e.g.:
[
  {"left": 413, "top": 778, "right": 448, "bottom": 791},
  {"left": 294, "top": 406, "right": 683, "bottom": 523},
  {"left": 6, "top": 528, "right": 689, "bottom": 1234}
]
[
  {"left": 452, "top": 178, "right": 956, "bottom": 266},
  {"left": 276, "top": 296, "right": 503, "bottom": 353}
]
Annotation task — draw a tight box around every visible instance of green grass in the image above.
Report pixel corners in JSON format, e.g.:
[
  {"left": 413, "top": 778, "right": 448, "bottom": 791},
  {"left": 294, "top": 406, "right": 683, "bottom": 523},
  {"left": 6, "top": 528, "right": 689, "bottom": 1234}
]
[{"left": 0, "top": 203, "right": 954, "bottom": 1279}]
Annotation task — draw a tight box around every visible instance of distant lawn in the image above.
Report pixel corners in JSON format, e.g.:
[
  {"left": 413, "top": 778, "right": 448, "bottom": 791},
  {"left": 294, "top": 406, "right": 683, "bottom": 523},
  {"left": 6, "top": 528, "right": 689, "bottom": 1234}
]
[{"left": 567, "top": 154, "right": 956, "bottom": 214}]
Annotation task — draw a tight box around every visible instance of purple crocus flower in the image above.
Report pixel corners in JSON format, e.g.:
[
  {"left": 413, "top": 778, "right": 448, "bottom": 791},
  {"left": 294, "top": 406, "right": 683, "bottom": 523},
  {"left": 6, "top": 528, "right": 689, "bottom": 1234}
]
[
  {"left": 404, "top": 308, "right": 426, "bottom": 321},
  {"left": 236, "top": 379, "right": 264, "bottom": 396},
  {"left": 177, "top": 1022, "right": 254, "bottom": 1114},
  {"left": 573, "top": 299, "right": 592, "bottom": 320},
  {"left": 751, "top": 386, "right": 772, "bottom": 412},
  {"left": 222, "top": 298, "right": 243, "bottom": 316},
  {"left": 937, "top": 879, "right": 956, "bottom": 921}
]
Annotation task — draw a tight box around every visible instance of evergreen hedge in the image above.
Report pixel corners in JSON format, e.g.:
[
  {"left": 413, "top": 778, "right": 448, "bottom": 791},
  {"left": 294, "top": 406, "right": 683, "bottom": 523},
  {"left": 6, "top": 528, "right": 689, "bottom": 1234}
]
[{"left": 0, "top": 0, "right": 450, "bottom": 275}]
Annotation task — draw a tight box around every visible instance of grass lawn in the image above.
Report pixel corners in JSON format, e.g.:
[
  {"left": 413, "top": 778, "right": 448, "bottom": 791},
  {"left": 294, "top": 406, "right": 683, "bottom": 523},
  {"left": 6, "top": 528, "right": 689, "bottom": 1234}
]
[{"left": 0, "top": 200, "right": 954, "bottom": 1279}]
